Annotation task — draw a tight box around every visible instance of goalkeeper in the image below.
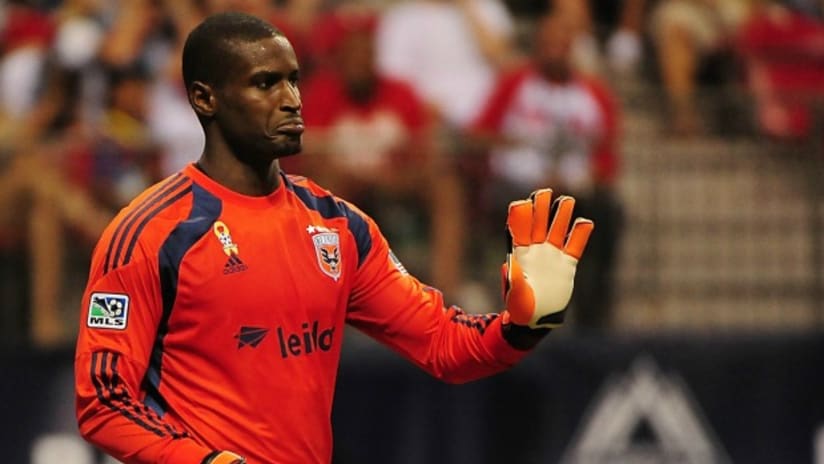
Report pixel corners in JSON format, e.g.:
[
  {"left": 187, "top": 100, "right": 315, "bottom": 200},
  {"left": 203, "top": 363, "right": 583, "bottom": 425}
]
[{"left": 74, "top": 12, "right": 593, "bottom": 464}]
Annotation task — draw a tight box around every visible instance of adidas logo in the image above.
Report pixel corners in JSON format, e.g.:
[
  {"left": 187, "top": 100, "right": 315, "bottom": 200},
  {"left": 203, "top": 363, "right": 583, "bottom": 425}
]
[{"left": 224, "top": 254, "right": 248, "bottom": 274}]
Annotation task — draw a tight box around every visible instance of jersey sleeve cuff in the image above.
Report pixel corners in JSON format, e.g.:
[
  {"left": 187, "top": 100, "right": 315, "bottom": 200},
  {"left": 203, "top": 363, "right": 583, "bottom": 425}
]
[{"left": 483, "top": 315, "right": 532, "bottom": 365}]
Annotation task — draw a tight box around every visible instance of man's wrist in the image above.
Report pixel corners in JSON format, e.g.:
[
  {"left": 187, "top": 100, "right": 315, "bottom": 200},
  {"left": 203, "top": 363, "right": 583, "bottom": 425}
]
[{"left": 500, "top": 313, "right": 551, "bottom": 350}]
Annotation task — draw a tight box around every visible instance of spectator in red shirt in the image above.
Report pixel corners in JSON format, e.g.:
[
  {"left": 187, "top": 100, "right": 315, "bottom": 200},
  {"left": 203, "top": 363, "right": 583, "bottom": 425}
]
[
  {"left": 298, "top": 11, "right": 465, "bottom": 296},
  {"left": 472, "top": 10, "right": 623, "bottom": 330},
  {"left": 737, "top": 2, "right": 824, "bottom": 139}
]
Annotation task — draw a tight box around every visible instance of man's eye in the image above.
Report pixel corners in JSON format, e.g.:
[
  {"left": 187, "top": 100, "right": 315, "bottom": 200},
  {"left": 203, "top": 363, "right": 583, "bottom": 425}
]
[{"left": 256, "top": 80, "right": 273, "bottom": 90}]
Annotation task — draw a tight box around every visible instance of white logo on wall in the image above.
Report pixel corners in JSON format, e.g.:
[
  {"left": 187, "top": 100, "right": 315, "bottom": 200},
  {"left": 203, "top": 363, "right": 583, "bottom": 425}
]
[{"left": 561, "top": 356, "right": 730, "bottom": 464}]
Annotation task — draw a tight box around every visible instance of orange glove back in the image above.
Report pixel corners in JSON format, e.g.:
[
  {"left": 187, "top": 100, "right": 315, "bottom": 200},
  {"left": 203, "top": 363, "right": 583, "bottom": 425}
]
[{"left": 502, "top": 189, "right": 594, "bottom": 329}]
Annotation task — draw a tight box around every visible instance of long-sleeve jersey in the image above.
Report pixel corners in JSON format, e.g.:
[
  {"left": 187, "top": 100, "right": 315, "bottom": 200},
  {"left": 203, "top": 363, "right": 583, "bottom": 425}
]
[{"left": 75, "top": 163, "right": 528, "bottom": 464}]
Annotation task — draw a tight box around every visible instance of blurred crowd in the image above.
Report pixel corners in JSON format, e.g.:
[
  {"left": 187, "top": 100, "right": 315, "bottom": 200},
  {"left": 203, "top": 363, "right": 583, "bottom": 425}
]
[{"left": 2, "top": 0, "right": 824, "bottom": 350}]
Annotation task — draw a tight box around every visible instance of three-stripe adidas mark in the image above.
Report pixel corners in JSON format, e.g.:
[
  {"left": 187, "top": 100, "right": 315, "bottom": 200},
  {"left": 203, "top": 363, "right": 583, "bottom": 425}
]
[{"left": 224, "top": 255, "right": 248, "bottom": 274}]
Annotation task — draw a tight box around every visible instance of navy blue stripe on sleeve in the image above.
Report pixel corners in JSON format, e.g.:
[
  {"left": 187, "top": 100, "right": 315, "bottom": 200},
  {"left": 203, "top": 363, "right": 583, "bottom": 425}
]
[
  {"left": 108, "top": 175, "right": 190, "bottom": 273},
  {"left": 104, "top": 174, "right": 184, "bottom": 274},
  {"left": 121, "top": 185, "right": 193, "bottom": 267},
  {"left": 147, "top": 184, "right": 221, "bottom": 406},
  {"left": 115, "top": 352, "right": 187, "bottom": 438},
  {"left": 108, "top": 352, "right": 188, "bottom": 439},
  {"left": 90, "top": 351, "right": 167, "bottom": 437},
  {"left": 287, "top": 180, "right": 372, "bottom": 267}
]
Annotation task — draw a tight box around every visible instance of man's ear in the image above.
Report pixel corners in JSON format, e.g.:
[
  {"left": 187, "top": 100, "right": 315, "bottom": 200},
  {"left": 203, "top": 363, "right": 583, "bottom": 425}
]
[{"left": 189, "top": 81, "right": 216, "bottom": 118}]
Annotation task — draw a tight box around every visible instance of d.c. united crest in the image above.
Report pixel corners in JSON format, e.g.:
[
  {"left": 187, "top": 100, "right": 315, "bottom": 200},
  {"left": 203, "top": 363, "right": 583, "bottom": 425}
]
[{"left": 312, "top": 231, "right": 341, "bottom": 280}]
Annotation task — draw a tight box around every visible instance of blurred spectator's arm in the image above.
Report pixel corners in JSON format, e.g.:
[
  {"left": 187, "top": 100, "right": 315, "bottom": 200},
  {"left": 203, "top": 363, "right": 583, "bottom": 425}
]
[
  {"left": 620, "top": 0, "right": 647, "bottom": 33},
  {"left": 17, "top": 61, "right": 73, "bottom": 143},
  {"left": 160, "top": 0, "right": 204, "bottom": 82},
  {"left": 456, "top": 0, "right": 522, "bottom": 71},
  {"left": 98, "top": 0, "right": 157, "bottom": 67},
  {"left": 606, "top": 0, "right": 646, "bottom": 74}
]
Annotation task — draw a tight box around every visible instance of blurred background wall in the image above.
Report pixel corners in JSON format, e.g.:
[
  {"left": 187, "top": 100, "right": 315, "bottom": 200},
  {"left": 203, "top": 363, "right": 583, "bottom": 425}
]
[{"left": 1, "top": 0, "right": 824, "bottom": 462}]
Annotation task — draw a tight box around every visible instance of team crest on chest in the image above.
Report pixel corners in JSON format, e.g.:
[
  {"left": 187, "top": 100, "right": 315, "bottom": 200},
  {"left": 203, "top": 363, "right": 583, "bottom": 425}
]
[{"left": 308, "top": 225, "right": 341, "bottom": 281}]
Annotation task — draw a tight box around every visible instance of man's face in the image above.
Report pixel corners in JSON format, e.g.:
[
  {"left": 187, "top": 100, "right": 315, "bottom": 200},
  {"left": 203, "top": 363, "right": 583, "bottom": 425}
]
[
  {"left": 212, "top": 35, "right": 304, "bottom": 162},
  {"left": 337, "top": 24, "right": 378, "bottom": 104},
  {"left": 534, "top": 15, "right": 575, "bottom": 81},
  {"left": 340, "top": 30, "right": 375, "bottom": 87}
]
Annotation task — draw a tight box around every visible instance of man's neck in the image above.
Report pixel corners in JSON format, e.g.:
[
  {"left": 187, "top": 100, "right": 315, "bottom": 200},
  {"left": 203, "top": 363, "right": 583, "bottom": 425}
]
[
  {"left": 539, "top": 64, "right": 572, "bottom": 85},
  {"left": 197, "top": 145, "right": 281, "bottom": 197}
]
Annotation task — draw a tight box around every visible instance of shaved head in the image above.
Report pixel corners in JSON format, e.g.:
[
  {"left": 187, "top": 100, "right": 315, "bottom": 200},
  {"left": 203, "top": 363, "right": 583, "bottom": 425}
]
[{"left": 182, "top": 11, "right": 283, "bottom": 90}]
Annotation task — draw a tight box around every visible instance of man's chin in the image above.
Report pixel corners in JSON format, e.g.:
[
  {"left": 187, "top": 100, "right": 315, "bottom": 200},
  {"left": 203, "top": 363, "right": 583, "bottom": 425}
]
[{"left": 273, "top": 141, "right": 302, "bottom": 158}]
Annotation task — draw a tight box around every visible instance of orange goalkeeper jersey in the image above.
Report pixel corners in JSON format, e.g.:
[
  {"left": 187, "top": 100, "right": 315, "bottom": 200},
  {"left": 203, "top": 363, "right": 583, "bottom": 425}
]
[{"left": 75, "top": 163, "right": 527, "bottom": 464}]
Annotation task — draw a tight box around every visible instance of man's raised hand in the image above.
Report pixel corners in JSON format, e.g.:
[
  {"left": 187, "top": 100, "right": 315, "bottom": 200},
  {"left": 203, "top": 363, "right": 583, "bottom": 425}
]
[{"left": 502, "top": 189, "right": 594, "bottom": 329}]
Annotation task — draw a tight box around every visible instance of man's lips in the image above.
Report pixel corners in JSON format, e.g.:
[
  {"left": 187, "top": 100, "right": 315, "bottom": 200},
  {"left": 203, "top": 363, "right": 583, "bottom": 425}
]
[{"left": 274, "top": 120, "right": 305, "bottom": 135}]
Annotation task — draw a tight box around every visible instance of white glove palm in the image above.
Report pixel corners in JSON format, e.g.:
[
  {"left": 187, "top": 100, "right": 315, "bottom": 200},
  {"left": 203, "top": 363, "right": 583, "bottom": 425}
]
[{"left": 503, "top": 189, "right": 594, "bottom": 329}]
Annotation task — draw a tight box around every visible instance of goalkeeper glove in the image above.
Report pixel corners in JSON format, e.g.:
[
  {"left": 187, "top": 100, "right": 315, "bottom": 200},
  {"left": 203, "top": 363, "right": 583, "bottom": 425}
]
[
  {"left": 502, "top": 189, "right": 593, "bottom": 329},
  {"left": 202, "top": 451, "right": 246, "bottom": 464}
]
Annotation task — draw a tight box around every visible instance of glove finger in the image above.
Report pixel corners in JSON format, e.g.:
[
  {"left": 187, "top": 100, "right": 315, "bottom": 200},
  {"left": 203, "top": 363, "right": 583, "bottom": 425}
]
[
  {"left": 529, "top": 188, "right": 553, "bottom": 243},
  {"left": 507, "top": 200, "right": 533, "bottom": 247},
  {"left": 564, "top": 218, "right": 594, "bottom": 260},
  {"left": 505, "top": 255, "right": 535, "bottom": 326},
  {"left": 547, "top": 196, "right": 575, "bottom": 248}
]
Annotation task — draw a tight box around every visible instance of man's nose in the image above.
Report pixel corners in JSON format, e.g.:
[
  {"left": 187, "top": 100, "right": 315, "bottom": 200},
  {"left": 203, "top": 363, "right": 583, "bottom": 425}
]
[{"left": 280, "top": 83, "right": 301, "bottom": 113}]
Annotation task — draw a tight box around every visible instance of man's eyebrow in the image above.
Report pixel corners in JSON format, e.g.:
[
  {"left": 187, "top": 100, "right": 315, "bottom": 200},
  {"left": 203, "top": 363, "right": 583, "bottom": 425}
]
[
  {"left": 251, "top": 69, "right": 279, "bottom": 77},
  {"left": 251, "top": 67, "right": 301, "bottom": 78},
  {"left": 249, "top": 70, "right": 281, "bottom": 80}
]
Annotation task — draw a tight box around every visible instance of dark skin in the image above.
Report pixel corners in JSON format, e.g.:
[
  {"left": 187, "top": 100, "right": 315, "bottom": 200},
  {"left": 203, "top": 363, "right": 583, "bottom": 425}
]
[
  {"left": 187, "top": 34, "right": 304, "bottom": 196},
  {"left": 339, "top": 29, "right": 378, "bottom": 105},
  {"left": 534, "top": 14, "right": 575, "bottom": 84}
]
